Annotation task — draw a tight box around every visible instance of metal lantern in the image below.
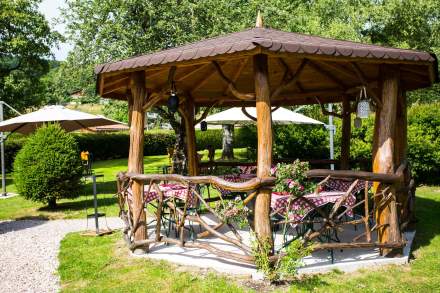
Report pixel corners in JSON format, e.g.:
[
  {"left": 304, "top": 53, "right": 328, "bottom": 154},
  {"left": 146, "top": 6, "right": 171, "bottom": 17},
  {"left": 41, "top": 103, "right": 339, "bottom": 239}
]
[
  {"left": 357, "top": 99, "right": 370, "bottom": 119},
  {"left": 200, "top": 121, "right": 207, "bottom": 131},
  {"left": 356, "top": 86, "right": 370, "bottom": 119},
  {"left": 167, "top": 92, "right": 179, "bottom": 114}
]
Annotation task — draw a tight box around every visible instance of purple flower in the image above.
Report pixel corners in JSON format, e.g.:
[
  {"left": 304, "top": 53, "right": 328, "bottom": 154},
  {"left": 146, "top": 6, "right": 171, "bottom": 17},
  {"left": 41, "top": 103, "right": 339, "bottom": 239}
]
[{"left": 270, "top": 166, "right": 277, "bottom": 176}]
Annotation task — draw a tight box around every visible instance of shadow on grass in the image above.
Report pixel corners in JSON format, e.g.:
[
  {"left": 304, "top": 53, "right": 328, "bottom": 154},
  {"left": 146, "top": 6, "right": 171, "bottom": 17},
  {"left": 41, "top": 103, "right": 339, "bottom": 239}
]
[
  {"left": 83, "top": 180, "right": 118, "bottom": 194},
  {"left": 38, "top": 195, "right": 117, "bottom": 213},
  {"left": 0, "top": 217, "right": 48, "bottom": 234},
  {"left": 411, "top": 195, "right": 440, "bottom": 253},
  {"left": 287, "top": 274, "right": 330, "bottom": 290}
]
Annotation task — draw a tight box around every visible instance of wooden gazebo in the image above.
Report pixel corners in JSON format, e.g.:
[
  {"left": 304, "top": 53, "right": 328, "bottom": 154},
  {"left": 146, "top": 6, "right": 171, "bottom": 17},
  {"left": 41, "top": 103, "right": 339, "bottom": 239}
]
[{"left": 96, "top": 18, "right": 438, "bottom": 260}]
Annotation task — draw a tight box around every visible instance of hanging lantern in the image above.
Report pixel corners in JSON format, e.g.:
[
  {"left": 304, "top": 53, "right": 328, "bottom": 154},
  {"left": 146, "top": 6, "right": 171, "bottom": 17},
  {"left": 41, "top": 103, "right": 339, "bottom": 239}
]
[
  {"left": 200, "top": 121, "right": 207, "bottom": 131},
  {"left": 356, "top": 86, "right": 370, "bottom": 119},
  {"left": 357, "top": 100, "right": 370, "bottom": 119},
  {"left": 167, "top": 92, "right": 179, "bottom": 114}
]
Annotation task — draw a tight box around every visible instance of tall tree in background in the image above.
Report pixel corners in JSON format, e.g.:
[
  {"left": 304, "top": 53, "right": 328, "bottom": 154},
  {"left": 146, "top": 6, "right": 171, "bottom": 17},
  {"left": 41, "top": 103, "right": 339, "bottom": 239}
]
[{"left": 0, "top": 0, "right": 60, "bottom": 114}]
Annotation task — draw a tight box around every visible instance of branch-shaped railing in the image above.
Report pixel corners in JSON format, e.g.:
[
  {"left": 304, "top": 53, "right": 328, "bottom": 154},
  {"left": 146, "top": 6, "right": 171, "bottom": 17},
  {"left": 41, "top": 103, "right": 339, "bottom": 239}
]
[
  {"left": 117, "top": 172, "right": 276, "bottom": 264},
  {"left": 116, "top": 162, "right": 412, "bottom": 265}
]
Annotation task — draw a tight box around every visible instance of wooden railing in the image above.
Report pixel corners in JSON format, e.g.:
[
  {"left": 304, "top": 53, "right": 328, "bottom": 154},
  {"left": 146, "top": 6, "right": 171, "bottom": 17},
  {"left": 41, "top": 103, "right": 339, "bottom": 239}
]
[
  {"left": 116, "top": 162, "right": 413, "bottom": 264},
  {"left": 117, "top": 172, "right": 276, "bottom": 264}
]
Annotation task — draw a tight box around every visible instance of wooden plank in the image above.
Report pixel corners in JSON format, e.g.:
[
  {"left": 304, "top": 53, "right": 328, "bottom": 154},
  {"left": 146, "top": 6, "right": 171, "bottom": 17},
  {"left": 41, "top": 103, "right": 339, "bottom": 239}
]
[
  {"left": 175, "top": 63, "right": 211, "bottom": 82},
  {"left": 318, "top": 61, "right": 357, "bottom": 80},
  {"left": 307, "top": 169, "right": 402, "bottom": 184},
  {"left": 102, "top": 77, "right": 129, "bottom": 95},
  {"left": 128, "top": 71, "right": 147, "bottom": 253},
  {"left": 340, "top": 97, "right": 351, "bottom": 169},
  {"left": 308, "top": 60, "right": 347, "bottom": 89},
  {"left": 253, "top": 53, "right": 273, "bottom": 245}
]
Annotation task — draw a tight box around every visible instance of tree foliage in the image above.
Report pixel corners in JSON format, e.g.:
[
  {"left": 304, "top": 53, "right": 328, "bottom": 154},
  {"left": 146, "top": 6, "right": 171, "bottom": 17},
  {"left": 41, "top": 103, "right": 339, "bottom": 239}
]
[{"left": 0, "top": 0, "right": 60, "bottom": 114}]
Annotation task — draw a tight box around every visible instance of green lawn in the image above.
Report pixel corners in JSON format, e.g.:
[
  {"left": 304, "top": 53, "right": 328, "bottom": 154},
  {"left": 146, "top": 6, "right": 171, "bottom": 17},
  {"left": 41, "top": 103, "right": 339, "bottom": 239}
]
[
  {"left": 58, "top": 186, "right": 440, "bottom": 292},
  {"left": 0, "top": 148, "right": 248, "bottom": 220}
]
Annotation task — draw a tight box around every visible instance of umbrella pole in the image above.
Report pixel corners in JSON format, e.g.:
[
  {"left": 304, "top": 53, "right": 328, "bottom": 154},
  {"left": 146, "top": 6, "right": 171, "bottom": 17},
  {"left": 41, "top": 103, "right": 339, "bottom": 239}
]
[{"left": 0, "top": 101, "right": 5, "bottom": 197}]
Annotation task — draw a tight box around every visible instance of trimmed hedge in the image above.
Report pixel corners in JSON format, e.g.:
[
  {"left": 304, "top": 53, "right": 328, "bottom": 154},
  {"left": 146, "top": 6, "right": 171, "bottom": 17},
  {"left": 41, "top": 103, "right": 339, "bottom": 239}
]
[{"left": 14, "top": 124, "right": 83, "bottom": 208}]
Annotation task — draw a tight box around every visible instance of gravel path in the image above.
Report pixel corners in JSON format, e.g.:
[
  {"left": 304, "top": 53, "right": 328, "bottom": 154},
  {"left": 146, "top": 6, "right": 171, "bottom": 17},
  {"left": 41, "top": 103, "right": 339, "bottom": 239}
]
[{"left": 0, "top": 217, "right": 123, "bottom": 293}]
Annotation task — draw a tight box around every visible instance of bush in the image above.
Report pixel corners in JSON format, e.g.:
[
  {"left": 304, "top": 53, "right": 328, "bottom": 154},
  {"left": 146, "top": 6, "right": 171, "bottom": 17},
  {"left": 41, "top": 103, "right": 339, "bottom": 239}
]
[
  {"left": 13, "top": 124, "right": 84, "bottom": 208},
  {"left": 347, "top": 102, "right": 440, "bottom": 183}
]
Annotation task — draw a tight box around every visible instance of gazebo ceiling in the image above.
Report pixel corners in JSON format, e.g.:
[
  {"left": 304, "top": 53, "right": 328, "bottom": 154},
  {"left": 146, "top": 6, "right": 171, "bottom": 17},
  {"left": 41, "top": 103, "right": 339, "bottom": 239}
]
[{"left": 95, "top": 27, "right": 438, "bottom": 107}]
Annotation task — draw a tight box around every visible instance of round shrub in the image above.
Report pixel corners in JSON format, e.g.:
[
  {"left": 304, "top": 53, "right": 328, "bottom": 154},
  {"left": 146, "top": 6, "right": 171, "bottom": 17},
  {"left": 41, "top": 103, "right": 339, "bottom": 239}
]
[{"left": 13, "top": 124, "right": 83, "bottom": 208}]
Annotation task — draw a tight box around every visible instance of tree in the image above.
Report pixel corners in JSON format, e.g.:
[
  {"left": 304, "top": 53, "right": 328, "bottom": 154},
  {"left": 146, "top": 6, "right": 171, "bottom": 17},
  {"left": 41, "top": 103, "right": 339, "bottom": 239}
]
[
  {"left": 13, "top": 124, "right": 83, "bottom": 208},
  {"left": 60, "top": 0, "right": 440, "bottom": 171},
  {"left": 0, "top": 0, "right": 60, "bottom": 114}
]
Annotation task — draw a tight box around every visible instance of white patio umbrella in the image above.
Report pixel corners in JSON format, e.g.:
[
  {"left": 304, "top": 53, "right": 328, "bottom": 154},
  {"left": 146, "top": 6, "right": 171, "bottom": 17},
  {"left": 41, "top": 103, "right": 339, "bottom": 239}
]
[
  {"left": 199, "top": 107, "right": 324, "bottom": 126},
  {"left": 0, "top": 105, "right": 126, "bottom": 197},
  {"left": 196, "top": 107, "right": 324, "bottom": 160},
  {"left": 0, "top": 105, "right": 125, "bottom": 134}
]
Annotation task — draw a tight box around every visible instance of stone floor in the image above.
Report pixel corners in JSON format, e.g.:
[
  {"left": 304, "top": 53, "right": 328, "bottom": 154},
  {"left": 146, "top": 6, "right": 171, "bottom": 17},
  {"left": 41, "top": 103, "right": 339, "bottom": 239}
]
[{"left": 134, "top": 215, "right": 414, "bottom": 277}]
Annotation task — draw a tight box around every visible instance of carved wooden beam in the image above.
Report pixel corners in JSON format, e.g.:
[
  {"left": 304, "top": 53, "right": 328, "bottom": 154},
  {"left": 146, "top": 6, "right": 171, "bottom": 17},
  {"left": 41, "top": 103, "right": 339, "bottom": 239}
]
[
  {"left": 142, "top": 66, "right": 178, "bottom": 111},
  {"left": 350, "top": 62, "right": 382, "bottom": 107},
  {"left": 314, "top": 96, "right": 344, "bottom": 118},
  {"left": 241, "top": 107, "right": 257, "bottom": 121},
  {"left": 142, "top": 93, "right": 163, "bottom": 111},
  {"left": 212, "top": 61, "right": 255, "bottom": 100},
  {"left": 271, "top": 58, "right": 308, "bottom": 99},
  {"left": 222, "top": 58, "right": 248, "bottom": 96},
  {"left": 194, "top": 101, "right": 219, "bottom": 125}
]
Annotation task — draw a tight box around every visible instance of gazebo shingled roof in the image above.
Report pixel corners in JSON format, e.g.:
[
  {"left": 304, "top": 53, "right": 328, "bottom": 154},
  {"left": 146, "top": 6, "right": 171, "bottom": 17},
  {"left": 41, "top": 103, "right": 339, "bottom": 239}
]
[{"left": 96, "top": 27, "right": 438, "bottom": 106}]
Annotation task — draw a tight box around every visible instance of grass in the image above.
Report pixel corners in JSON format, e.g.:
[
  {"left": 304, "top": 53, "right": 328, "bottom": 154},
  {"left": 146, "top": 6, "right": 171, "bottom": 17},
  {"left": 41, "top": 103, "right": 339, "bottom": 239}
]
[
  {"left": 58, "top": 186, "right": 440, "bottom": 292},
  {"left": 0, "top": 148, "right": 248, "bottom": 220},
  {"left": 59, "top": 232, "right": 246, "bottom": 293}
]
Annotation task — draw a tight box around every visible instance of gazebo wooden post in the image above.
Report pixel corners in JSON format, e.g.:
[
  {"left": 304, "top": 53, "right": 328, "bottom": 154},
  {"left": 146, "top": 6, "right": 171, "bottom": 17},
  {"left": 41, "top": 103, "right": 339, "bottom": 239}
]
[
  {"left": 340, "top": 96, "right": 351, "bottom": 170},
  {"left": 395, "top": 90, "right": 409, "bottom": 221},
  {"left": 128, "top": 71, "right": 147, "bottom": 253},
  {"left": 372, "top": 66, "right": 402, "bottom": 255},
  {"left": 253, "top": 53, "right": 273, "bottom": 246},
  {"left": 182, "top": 95, "right": 198, "bottom": 176}
]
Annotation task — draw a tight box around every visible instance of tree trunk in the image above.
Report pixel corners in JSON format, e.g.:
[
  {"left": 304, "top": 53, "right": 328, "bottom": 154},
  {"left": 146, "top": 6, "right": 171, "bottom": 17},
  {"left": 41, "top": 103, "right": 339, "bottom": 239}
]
[
  {"left": 172, "top": 121, "right": 187, "bottom": 174},
  {"left": 48, "top": 197, "right": 56, "bottom": 209},
  {"left": 128, "top": 71, "right": 147, "bottom": 254},
  {"left": 372, "top": 65, "right": 401, "bottom": 256},
  {"left": 221, "top": 124, "right": 234, "bottom": 160},
  {"left": 253, "top": 53, "right": 273, "bottom": 247},
  {"left": 155, "top": 106, "right": 188, "bottom": 175}
]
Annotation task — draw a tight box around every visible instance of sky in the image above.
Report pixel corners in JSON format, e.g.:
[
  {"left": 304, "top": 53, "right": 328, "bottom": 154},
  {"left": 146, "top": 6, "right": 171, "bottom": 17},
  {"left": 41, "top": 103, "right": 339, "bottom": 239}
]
[{"left": 38, "top": 0, "right": 72, "bottom": 61}]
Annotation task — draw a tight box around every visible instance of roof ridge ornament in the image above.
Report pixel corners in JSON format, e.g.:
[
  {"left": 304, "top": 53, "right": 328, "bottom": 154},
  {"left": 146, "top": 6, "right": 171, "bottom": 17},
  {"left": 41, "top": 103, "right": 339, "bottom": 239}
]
[{"left": 255, "top": 11, "right": 263, "bottom": 28}]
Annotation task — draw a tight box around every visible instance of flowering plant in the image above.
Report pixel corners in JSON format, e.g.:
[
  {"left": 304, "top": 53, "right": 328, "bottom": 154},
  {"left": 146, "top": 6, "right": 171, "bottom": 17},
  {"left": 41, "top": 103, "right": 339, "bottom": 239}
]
[
  {"left": 271, "top": 160, "right": 315, "bottom": 197},
  {"left": 215, "top": 196, "right": 250, "bottom": 228}
]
